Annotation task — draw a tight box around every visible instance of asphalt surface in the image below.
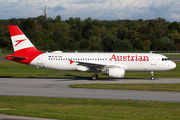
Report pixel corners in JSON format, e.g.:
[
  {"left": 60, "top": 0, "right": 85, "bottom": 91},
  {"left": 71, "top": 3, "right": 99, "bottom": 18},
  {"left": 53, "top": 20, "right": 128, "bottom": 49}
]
[
  {"left": 0, "top": 57, "right": 6, "bottom": 61},
  {"left": 0, "top": 114, "right": 57, "bottom": 120},
  {"left": 0, "top": 78, "right": 180, "bottom": 102},
  {"left": 0, "top": 78, "right": 180, "bottom": 120}
]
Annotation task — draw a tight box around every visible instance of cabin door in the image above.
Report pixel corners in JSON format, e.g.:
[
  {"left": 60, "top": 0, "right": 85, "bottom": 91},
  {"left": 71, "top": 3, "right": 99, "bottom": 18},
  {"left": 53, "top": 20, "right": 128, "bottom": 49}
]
[
  {"left": 37, "top": 55, "right": 44, "bottom": 67},
  {"left": 151, "top": 55, "right": 156, "bottom": 65}
]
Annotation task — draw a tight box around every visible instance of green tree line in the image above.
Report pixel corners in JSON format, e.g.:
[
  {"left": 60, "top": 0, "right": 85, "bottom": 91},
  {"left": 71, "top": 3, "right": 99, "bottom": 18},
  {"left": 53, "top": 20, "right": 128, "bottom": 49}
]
[{"left": 0, "top": 15, "right": 180, "bottom": 52}]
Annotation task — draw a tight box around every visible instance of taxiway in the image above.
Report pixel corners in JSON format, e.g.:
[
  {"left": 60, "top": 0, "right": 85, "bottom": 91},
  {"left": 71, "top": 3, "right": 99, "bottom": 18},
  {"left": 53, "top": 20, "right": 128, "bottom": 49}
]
[{"left": 0, "top": 78, "right": 180, "bottom": 102}]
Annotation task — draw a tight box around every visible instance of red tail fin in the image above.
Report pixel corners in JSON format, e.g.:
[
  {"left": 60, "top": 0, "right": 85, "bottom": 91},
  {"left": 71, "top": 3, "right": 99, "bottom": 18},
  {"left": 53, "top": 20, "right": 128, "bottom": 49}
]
[
  {"left": 6, "top": 26, "right": 44, "bottom": 65},
  {"left": 8, "top": 25, "right": 42, "bottom": 54}
]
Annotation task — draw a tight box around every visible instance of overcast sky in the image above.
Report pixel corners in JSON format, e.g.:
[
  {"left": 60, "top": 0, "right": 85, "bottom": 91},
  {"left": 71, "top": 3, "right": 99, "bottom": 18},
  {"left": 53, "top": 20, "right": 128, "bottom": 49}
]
[{"left": 1, "top": 0, "right": 180, "bottom": 22}]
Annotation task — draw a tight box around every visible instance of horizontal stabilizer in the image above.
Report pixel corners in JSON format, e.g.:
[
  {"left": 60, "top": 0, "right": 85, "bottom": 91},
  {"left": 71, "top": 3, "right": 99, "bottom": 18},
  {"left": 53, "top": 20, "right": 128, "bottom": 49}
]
[{"left": 6, "top": 55, "right": 27, "bottom": 60}]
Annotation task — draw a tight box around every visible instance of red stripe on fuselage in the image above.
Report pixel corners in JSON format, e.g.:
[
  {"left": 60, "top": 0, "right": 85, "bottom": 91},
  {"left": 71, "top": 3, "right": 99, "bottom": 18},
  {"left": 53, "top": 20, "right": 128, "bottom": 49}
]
[
  {"left": 8, "top": 25, "right": 24, "bottom": 37},
  {"left": 6, "top": 47, "right": 44, "bottom": 65}
]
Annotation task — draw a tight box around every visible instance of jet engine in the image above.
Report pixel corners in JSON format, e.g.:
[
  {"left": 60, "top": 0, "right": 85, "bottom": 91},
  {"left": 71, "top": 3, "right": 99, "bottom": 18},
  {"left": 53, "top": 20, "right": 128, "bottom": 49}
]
[{"left": 101, "top": 68, "right": 125, "bottom": 78}]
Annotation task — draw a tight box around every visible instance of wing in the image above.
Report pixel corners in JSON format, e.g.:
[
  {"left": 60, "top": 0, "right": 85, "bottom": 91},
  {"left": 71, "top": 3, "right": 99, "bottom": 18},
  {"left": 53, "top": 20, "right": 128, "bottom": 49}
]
[
  {"left": 70, "top": 59, "right": 127, "bottom": 72},
  {"left": 77, "top": 61, "right": 106, "bottom": 71}
]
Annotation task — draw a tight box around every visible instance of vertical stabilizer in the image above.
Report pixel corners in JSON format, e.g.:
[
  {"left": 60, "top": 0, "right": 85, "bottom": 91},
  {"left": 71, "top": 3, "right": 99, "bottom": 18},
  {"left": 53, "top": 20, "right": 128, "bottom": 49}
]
[{"left": 8, "top": 25, "right": 41, "bottom": 54}]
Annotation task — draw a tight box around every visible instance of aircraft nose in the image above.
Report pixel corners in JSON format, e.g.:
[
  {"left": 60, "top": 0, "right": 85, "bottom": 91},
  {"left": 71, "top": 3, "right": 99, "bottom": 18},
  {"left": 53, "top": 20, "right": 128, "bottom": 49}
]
[{"left": 170, "top": 62, "right": 176, "bottom": 69}]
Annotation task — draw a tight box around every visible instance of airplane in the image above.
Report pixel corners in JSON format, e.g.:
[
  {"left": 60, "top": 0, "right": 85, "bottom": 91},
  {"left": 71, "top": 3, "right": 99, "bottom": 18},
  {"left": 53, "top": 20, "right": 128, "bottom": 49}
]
[{"left": 5, "top": 25, "right": 176, "bottom": 80}]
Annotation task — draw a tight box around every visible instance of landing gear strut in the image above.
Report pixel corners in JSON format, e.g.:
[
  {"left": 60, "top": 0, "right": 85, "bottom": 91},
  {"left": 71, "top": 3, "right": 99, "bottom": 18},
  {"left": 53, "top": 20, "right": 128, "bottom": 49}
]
[
  {"left": 92, "top": 74, "right": 98, "bottom": 80},
  {"left": 151, "top": 71, "right": 155, "bottom": 80}
]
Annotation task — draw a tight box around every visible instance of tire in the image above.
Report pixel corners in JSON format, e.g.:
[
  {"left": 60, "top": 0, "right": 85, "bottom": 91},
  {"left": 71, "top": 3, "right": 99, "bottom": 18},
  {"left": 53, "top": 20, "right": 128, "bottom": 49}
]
[{"left": 92, "top": 74, "right": 98, "bottom": 80}]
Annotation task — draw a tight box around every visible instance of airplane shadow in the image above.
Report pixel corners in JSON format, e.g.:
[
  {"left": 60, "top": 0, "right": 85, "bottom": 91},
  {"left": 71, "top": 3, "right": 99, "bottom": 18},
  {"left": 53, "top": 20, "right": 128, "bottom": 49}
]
[{"left": 0, "top": 76, "right": 157, "bottom": 81}]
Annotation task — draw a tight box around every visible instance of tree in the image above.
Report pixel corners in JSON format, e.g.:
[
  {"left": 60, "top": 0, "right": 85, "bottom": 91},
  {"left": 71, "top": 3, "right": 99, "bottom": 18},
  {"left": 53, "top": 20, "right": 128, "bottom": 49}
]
[
  {"left": 117, "top": 26, "right": 128, "bottom": 40},
  {"left": 113, "top": 39, "right": 133, "bottom": 51},
  {"left": 121, "top": 39, "right": 133, "bottom": 51},
  {"left": 154, "top": 17, "right": 168, "bottom": 29},
  {"left": 161, "top": 37, "right": 177, "bottom": 51},
  {"left": 156, "top": 39, "right": 166, "bottom": 51},
  {"left": 168, "top": 22, "right": 178, "bottom": 31},
  {"left": 79, "top": 39, "right": 91, "bottom": 50},
  {"left": 55, "top": 15, "right": 61, "bottom": 23},
  {"left": 89, "top": 36, "right": 102, "bottom": 51},
  {"left": 169, "top": 31, "right": 180, "bottom": 39},
  {"left": 132, "top": 38, "right": 144, "bottom": 50},
  {"left": 143, "top": 40, "right": 152, "bottom": 51},
  {"left": 20, "top": 18, "right": 36, "bottom": 31},
  {"left": 47, "top": 17, "right": 54, "bottom": 23},
  {"left": 8, "top": 18, "right": 19, "bottom": 26},
  {"left": 37, "top": 15, "right": 46, "bottom": 22},
  {"left": 75, "top": 17, "right": 81, "bottom": 23},
  {"left": 68, "top": 17, "right": 75, "bottom": 25},
  {"left": 84, "top": 17, "right": 93, "bottom": 24},
  {"left": 34, "top": 36, "right": 44, "bottom": 50},
  {"left": 101, "top": 34, "right": 116, "bottom": 52},
  {"left": 0, "top": 37, "right": 11, "bottom": 50},
  {"left": 67, "top": 42, "right": 77, "bottom": 50}
]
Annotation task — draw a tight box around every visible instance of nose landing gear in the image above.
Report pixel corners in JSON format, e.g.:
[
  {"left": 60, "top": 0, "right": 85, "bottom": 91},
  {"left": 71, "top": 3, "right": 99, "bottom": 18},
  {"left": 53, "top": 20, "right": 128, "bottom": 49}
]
[{"left": 151, "top": 71, "right": 155, "bottom": 80}]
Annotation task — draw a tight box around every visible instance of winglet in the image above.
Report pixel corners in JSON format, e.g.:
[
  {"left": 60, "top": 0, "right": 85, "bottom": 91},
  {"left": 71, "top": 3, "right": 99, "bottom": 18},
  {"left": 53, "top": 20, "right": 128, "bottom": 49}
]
[{"left": 69, "top": 59, "right": 74, "bottom": 64}]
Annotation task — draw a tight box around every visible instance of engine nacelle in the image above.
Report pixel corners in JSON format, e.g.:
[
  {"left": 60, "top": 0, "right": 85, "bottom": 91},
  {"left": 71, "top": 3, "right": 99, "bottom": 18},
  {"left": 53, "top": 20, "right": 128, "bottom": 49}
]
[{"left": 101, "top": 68, "right": 125, "bottom": 78}]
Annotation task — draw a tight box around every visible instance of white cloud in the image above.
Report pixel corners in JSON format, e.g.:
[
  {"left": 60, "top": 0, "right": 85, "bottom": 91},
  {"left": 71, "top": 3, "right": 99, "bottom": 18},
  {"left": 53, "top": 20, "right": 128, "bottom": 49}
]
[
  {"left": 8, "top": 0, "right": 17, "bottom": 3},
  {"left": 1, "top": 0, "right": 180, "bottom": 22}
]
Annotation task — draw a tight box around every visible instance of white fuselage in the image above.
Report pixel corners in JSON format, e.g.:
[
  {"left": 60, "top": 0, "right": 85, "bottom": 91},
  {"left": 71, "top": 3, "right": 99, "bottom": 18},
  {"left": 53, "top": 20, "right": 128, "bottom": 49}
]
[{"left": 30, "top": 52, "right": 176, "bottom": 72}]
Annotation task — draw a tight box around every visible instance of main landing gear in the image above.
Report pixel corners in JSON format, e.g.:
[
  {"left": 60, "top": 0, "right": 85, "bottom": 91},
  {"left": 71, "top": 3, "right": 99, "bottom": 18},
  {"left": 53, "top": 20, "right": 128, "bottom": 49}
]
[
  {"left": 151, "top": 71, "right": 155, "bottom": 80},
  {"left": 92, "top": 73, "right": 98, "bottom": 80}
]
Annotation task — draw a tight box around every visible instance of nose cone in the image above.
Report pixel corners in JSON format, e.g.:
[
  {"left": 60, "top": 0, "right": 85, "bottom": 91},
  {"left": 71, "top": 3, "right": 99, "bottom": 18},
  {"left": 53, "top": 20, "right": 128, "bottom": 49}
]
[{"left": 170, "top": 61, "right": 176, "bottom": 69}]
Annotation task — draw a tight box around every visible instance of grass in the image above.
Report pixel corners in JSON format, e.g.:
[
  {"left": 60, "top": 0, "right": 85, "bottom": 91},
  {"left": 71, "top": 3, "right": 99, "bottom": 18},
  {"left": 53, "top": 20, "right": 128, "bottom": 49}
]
[
  {"left": 0, "top": 96, "right": 180, "bottom": 120},
  {"left": 162, "top": 53, "right": 180, "bottom": 58},
  {"left": 0, "top": 54, "right": 7, "bottom": 57},
  {"left": 0, "top": 61, "right": 180, "bottom": 78},
  {"left": 0, "top": 61, "right": 55, "bottom": 78},
  {"left": 69, "top": 83, "right": 180, "bottom": 92}
]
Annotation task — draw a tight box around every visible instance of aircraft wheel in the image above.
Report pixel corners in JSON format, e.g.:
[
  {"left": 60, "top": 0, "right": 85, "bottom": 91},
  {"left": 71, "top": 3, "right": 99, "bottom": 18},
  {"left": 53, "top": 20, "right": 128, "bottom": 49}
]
[
  {"left": 151, "top": 77, "right": 155, "bottom": 80},
  {"left": 92, "top": 74, "right": 98, "bottom": 80}
]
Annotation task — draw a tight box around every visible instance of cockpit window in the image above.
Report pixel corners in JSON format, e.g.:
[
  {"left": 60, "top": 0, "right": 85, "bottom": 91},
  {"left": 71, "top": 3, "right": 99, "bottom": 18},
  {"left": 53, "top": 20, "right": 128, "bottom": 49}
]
[{"left": 162, "top": 58, "right": 169, "bottom": 61}]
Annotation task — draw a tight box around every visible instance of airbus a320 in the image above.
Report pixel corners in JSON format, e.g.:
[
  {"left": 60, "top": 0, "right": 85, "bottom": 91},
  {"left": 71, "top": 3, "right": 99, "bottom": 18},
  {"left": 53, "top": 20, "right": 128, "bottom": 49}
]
[{"left": 6, "top": 26, "right": 176, "bottom": 80}]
